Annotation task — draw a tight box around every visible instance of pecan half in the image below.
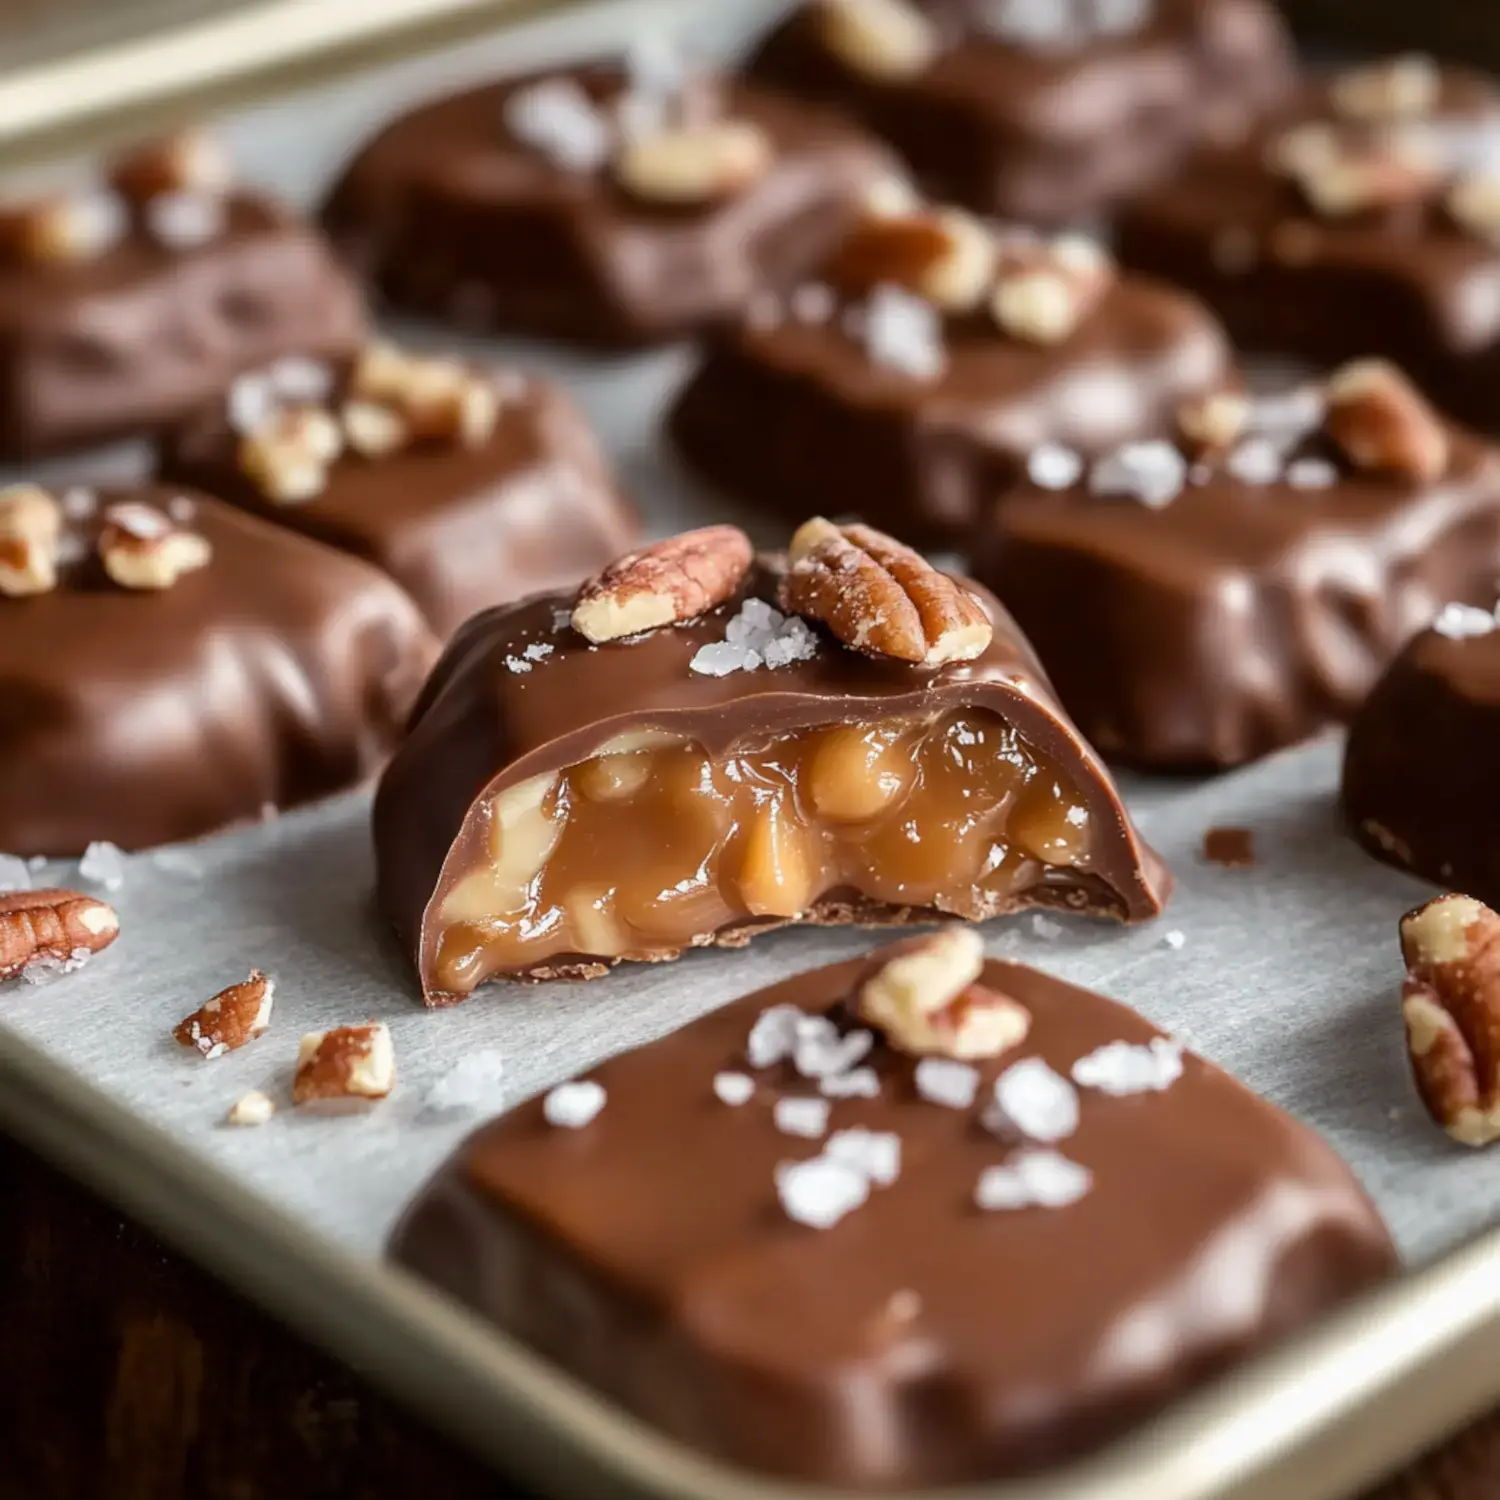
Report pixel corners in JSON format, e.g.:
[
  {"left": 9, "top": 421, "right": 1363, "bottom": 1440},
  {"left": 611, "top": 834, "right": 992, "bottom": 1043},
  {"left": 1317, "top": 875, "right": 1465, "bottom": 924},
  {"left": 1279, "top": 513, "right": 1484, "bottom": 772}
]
[
  {"left": 1325, "top": 359, "right": 1449, "bottom": 482},
  {"left": 1177, "top": 391, "right": 1251, "bottom": 455},
  {"left": 174, "top": 970, "right": 274, "bottom": 1058},
  {"left": 572, "top": 525, "right": 753, "bottom": 643},
  {"left": 991, "top": 234, "right": 1114, "bottom": 345},
  {"left": 1400, "top": 894, "right": 1500, "bottom": 1146},
  {"left": 827, "top": 208, "right": 995, "bottom": 311},
  {"left": 859, "top": 928, "right": 1031, "bottom": 1061},
  {"left": 99, "top": 503, "right": 212, "bottom": 591},
  {"left": 110, "top": 129, "right": 233, "bottom": 201},
  {"left": 294, "top": 1023, "right": 396, "bottom": 1108},
  {"left": 780, "top": 517, "right": 992, "bottom": 665},
  {"left": 819, "top": 0, "right": 938, "bottom": 80},
  {"left": 0, "top": 484, "right": 62, "bottom": 598},
  {"left": 0, "top": 888, "right": 120, "bottom": 981},
  {"left": 238, "top": 408, "right": 343, "bottom": 504},
  {"left": 614, "top": 120, "right": 774, "bottom": 205}
]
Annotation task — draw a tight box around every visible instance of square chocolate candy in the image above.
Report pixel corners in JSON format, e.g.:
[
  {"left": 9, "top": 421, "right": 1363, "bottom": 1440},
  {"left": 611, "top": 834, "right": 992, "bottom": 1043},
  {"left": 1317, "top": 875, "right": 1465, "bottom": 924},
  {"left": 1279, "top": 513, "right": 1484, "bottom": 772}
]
[
  {"left": 393, "top": 935, "right": 1395, "bottom": 1487},
  {"left": 0, "top": 483, "right": 437, "bottom": 855},
  {"left": 746, "top": 0, "right": 1294, "bottom": 225},
  {"left": 0, "top": 132, "right": 366, "bottom": 458},
  {"left": 974, "top": 365, "right": 1500, "bottom": 768},
  {"left": 320, "top": 60, "right": 895, "bottom": 346},
  {"left": 158, "top": 345, "right": 637, "bottom": 639},
  {"left": 1116, "top": 58, "right": 1500, "bottom": 430},
  {"left": 669, "top": 202, "right": 1233, "bottom": 546}
]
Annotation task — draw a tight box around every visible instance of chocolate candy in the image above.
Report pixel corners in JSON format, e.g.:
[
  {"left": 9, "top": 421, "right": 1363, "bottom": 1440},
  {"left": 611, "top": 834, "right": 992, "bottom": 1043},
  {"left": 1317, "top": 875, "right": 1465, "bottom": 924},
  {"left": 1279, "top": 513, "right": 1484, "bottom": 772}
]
[
  {"left": 158, "top": 344, "right": 636, "bottom": 639},
  {"left": 0, "top": 132, "right": 365, "bottom": 458},
  {"left": 1343, "top": 604, "right": 1500, "bottom": 901},
  {"left": 320, "top": 60, "right": 894, "bottom": 347},
  {"left": 669, "top": 204, "right": 1233, "bottom": 547},
  {"left": 746, "top": 0, "right": 1294, "bottom": 225},
  {"left": 373, "top": 519, "right": 1169, "bottom": 1005},
  {"left": 974, "top": 366, "right": 1500, "bottom": 768},
  {"left": 392, "top": 939, "right": 1396, "bottom": 1486},
  {"left": 0, "top": 482, "right": 437, "bottom": 856},
  {"left": 1116, "top": 59, "right": 1500, "bottom": 430}
]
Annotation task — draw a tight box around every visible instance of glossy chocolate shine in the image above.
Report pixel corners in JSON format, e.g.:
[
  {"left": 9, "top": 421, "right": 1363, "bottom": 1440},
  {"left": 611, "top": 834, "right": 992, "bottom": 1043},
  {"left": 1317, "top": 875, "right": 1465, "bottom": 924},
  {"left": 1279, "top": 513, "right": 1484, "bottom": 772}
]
[
  {"left": 0, "top": 486, "right": 437, "bottom": 856},
  {"left": 976, "top": 424, "right": 1500, "bottom": 768},
  {"left": 373, "top": 566, "right": 1168, "bottom": 1002},
  {"left": 321, "top": 66, "right": 894, "bottom": 346},
  {"left": 160, "top": 373, "right": 636, "bottom": 639},
  {"left": 392, "top": 954, "right": 1396, "bottom": 1487}
]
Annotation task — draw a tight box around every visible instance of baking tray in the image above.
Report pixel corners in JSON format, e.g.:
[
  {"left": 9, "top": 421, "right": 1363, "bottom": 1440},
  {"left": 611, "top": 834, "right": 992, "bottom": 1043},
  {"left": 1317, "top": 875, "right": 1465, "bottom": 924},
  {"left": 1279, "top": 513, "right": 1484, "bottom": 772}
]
[{"left": 5, "top": 3, "right": 1500, "bottom": 1497}]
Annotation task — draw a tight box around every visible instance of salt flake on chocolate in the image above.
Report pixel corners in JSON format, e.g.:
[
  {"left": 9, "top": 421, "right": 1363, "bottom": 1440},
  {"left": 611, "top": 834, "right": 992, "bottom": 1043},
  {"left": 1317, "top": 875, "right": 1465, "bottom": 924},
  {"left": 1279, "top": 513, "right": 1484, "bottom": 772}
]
[
  {"left": 774, "top": 1095, "right": 832, "bottom": 1139},
  {"left": 914, "top": 1057, "right": 980, "bottom": 1110},
  {"left": 820, "top": 1067, "right": 880, "bottom": 1099},
  {"left": 1027, "top": 443, "right": 1084, "bottom": 490},
  {"left": 78, "top": 840, "right": 126, "bottom": 892},
  {"left": 864, "top": 284, "right": 945, "bottom": 381},
  {"left": 1226, "top": 437, "right": 1284, "bottom": 486},
  {"left": 1433, "top": 601, "right": 1500, "bottom": 640},
  {"left": 146, "top": 190, "right": 226, "bottom": 250},
  {"left": 975, "top": 1150, "right": 1092, "bottom": 1211},
  {"left": 713, "top": 1071, "right": 755, "bottom": 1106},
  {"left": 543, "top": 1079, "right": 606, "bottom": 1128},
  {"left": 747, "top": 1003, "right": 803, "bottom": 1067},
  {"left": 1090, "top": 441, "right": 1186, "bottom": 508},
  {"left": 825, "top": 1127, "right": 902, "bottom": 1186},
  {"left": 795, "top": 1026, "right": 873, "bottom": 1081},
  {"left": 988, "top": 1057, "right": 1080, "bottom": 1142},
  {"left": 691, "top": 599, "right": 818, "bottom": 677},
  {"left": 776, "top": 1156, "right": 869, "bottom": 1228},
  {"left": 1286, "top": 457, "right": 1338, "bottom": 489},
  {"left": 504, "top": 79, "right": 614, "bottom": 173},
  {"left": 1072, "top": 1036, "right": 1184, "bottom": 1096}
]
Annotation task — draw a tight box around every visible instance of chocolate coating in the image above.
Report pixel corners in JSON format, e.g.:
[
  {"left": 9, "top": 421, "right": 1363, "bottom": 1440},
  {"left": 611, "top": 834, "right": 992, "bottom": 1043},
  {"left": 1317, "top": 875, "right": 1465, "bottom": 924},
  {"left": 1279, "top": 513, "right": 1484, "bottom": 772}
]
[
  {"left": 1343, "top": 621, "right": 1500, "bottom": 899},
  {"left": 159, "top": 372, "right": 636, "bottom": 639},
  {"left": 321, "top": 65, "right": 895, "bottom": 347},
  {"left": 747, "top": 0, "right": 1294, "bottom": 225},
  {"left": 669, "top": 274, "right": 1233, "bottom": 546},
  {"left": 373, "top": 562, "right": 1169, "bottom": 1002},
  {"left": 392, "top": 953, "right": 1396, "bottom": 1488},
  {"left": 0, "top": 195, "right": 365, "bottom": 459},
  {"left": 974, "top": 422, "right": 1500, "bottom": 768},
  {"left": 1115, "top": 69, "right": 1500, "bottom": 430},
  {"left": 0, "top": 486, "right": 437, "bottom": 856}
]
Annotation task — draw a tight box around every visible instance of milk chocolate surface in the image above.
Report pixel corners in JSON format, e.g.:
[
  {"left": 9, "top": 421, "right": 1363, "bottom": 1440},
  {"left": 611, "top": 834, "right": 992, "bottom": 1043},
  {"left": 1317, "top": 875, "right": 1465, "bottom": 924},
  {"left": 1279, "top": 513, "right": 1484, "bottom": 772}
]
[
  {"left": 392, "top": 952, "right": 1396, "bottom": 1488},
  {"left": 0, "top": 193, "right": 366, "bottom": 458},
  {"left": 975, "top": 409, "right": 1500, "bottom": 768},
  {"left": 0, "top": 485, "right": 437, "bottom": 856},
  {"left": 669, "top": 273, "right": 1232, "bottom": 547},
  {"left": 373, "top": 557, "right": 1169, "bottom": 1004},
  {"left": 747, "top": 0, "right": 1293, "bottom": 224},
  {"left": 1343, "top": 612, "right": 1500, "bottom": 901},
  {"left": 1115, "top": 65, "right": 1500, "bottom": 429},
  {"left": 159, "top": 366, "right": 636, "bottom": 639},
  {"left": 320, "top": 63, "right": 894, "bottom": 347}
]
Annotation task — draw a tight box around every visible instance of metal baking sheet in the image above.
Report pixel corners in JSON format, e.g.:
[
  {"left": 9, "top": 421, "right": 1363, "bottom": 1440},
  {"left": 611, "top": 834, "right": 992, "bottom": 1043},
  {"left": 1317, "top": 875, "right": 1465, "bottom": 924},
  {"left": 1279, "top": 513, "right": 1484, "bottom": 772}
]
[{"left": 6, "top": 3, "right": 1500, "bottom": 1498}]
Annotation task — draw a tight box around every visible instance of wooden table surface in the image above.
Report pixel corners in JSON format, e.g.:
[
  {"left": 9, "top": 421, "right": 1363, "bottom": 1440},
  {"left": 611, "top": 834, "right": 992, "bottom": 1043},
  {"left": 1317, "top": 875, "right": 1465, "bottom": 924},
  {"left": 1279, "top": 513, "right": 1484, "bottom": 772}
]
[{"left": 0, "top": 1134, "right": 1492, "bottom": 1500}]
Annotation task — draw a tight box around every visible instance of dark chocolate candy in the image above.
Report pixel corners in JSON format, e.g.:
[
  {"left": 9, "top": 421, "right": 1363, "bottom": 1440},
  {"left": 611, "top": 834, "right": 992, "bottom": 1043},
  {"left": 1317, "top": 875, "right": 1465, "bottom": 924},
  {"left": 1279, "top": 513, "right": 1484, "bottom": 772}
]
[
  {"left": 158, "top": 355, "right": 637, "bottom": 639},
  {"left": 373, "top": 552, "right": 1169, "bottom": 1004},
  {"left": 669, "top": 252, "right": 1232, "bottom": 548},
  {"left": 320, "top": 62, "right": 895, "bottom": 347},
  {"left": 0, "top": 188, "right": 365, "bottom": 459},
  {"left": 0, "top": 484, "right": 437, "bottom": 856},
  {"left": 746, "top": 0, "right": 1293, "bottom": 225},
  {"left": 1115, "top": 62, "right": 1500, "bottom": 430},
  {"left": 973, "top": 388, "right": 1500, "bottom": 768},
  {"left": 392, "top": 949, "right": 1396, "bottom": 1487},
  {"left": 1343, "top": 606, "right": 1500, "bottom": 900}
]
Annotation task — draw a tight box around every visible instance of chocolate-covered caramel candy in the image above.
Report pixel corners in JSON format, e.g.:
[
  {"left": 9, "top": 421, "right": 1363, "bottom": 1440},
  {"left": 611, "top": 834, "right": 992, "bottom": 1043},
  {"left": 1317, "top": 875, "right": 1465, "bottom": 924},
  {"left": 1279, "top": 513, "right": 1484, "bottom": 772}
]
[
  {"left": 0, "top": 131, "right": 365, "bottom": 459},
  {"left": 974, "top": 366, "right": 1500, "bottom": 768},
  {"left": 320, "top": 59, "right": 895, "bottom": 347},
  {"left": 373, "top": 520, "right": 1169, "bottom": 1004},
  {"left": 1343, "top": 604, "right": 1500, "bottom": 901},
  {"left": 1116, "top": 59, "right": 1500, "bottom": 430},
  {"left": 746, "top": 0, "right": 1293, "bottom": 225},
  {"left": 392, "top": 939, "right": 1395, "bottom": 1486},
  {"left": 0, "top": 483, "right": 437, "bottom": 856},
  {"left": 158, "top": 345, "right": 636, "bottom": 639},
  {"left": 669, "top": 204, "right": 1233, "bottom": 547}
]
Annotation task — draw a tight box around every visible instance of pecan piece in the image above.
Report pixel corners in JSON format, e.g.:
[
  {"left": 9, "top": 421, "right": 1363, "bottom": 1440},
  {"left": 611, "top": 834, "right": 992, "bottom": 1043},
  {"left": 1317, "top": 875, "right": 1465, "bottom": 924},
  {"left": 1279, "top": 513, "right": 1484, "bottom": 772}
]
[
  {"left": 1325, "top": 359, "right": 1449, "bottom": 482},
  {"left": 819, "top": 0, "right": 938, "bottom": 80},
  {"left": 174, "top": 970, "right": 274, "bottom": 1058},
  {"left": 859, "top": 928, "right": 1031, "bottom": 1061},
  {"left": 110, "top": 129, "right": 233, "bottom": 201},
  {"left": 0, "top": 484, "right": 62, "bottom": 598},
  {"left": 294, "top": 1023, "right": 396, "bottom": 1109},
  {"left": 614, "top": 120, "right": 774, "bottom": 205},
  {"left": 99, "top": 502, "right": 212, "bottom": 591},
  {"left": 991, "top": 234, "right": 1113, "bottom": 345},
  {"left": 827, "top": 208, "right": 995, "bottom": 311},
  {"left": 780, "top": 517, "right": 992, "bottom": 665},
  {"left": 1400, "top": 894, "right": 1500, "bottom": 1146},
  {"left": 238, "top": 407, "right": 343, "bottom": 504},
  {"left": 572, "top": 525, "right": 753, "bottom": 643},
  {"left": 0, "top": 888, "right": 120, "bottom": 981},
  {"left": 1177, "top": 391, "right": 1251, "bottom": 455}
]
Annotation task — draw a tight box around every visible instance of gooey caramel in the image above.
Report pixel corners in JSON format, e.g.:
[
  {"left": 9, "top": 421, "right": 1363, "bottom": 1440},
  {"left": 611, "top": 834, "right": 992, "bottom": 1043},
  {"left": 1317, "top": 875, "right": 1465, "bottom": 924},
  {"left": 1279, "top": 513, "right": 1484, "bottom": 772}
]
[{"left": 434, "top": 709, "right": 1091, "bottom": 993}]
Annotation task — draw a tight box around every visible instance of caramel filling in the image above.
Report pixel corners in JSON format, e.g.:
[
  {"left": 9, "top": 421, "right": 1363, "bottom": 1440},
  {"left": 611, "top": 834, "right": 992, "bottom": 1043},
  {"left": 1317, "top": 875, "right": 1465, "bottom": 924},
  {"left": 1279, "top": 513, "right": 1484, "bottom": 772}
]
[{"left": 433, "top": 710, "right": 1091, "bottom": 992}]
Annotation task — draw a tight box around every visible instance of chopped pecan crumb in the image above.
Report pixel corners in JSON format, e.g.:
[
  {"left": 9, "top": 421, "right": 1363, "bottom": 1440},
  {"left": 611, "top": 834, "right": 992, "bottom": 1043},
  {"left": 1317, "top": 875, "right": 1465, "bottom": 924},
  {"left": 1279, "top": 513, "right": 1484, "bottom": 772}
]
[
  {"left": 991, "top": 234, "right": 1113, "bottom": 344},
  {"left": 174, "top": 970, "right": 274, "bottom": 1058},
  {"left": 225, "top": 1090, "right": 276, "bottom": 1127},
  {"left": 0, "top": 888, "right": 119, "bottom": 980},
  {"left": 294, "top": 1022, "right": 396, "bottom": 1108},
  {"left": 819, "top": 0, "right": 938, "bottom": 80},
  {"left": 827, "top": 208, "right": 995, "bottom": 311},
  {"left": 99, "top": 503, "right": 212, "bottom": 591},
  {"left": 614, "top": 120, "right": 774, "bottom": 205},
  {"left": 1325, "top": 359, "right": 1449, "bottom": 482}
]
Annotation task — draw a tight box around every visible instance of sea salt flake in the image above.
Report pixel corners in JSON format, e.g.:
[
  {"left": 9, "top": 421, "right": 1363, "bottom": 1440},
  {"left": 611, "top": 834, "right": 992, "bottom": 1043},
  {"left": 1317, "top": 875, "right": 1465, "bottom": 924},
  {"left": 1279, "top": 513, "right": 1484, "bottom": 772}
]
[
  {"left": 762, "top": 615, "right": 819, "bottom": 667},
  {"left": 914, "top": 1057, "right": 980, "bottom": 1110},
  {"left": 1226, "top": 436, "right": 1284, "bottom": 486},
  {"left": 774, "top": 1095, "right": 832, "bottom": 1139},
  {"left": 1027, "top": 443, "right": 1084, "bottom": 490},
  {"left": 0, "top": 853, "right": 30, "bottom": 893},
  {"left": 426, "top": 1049, "right": 507, "bottom": 1111},
  {"left": 1031, "top": 913, "right": 1063, "bottom": 939},
  {"left": 1073, "top": 1036, "right": 1184, "bottom": 1096},
  {"left": 747, "top": 1004, "right": 803, "bottom": 1068},
  {"left": 21, "top": 948, "right": 93, "bottom": 986},
  {"left": 690, "top": 640, "right": 758, "bottom": 676},
  {"left": 1286, "top": 456, "right": 1338, "bottom": 489},
  {"left": 795, "top": 1026, "right": 873, "bottom": 1080},
  {"left": 1090, "top": 440, "right": 1186, "bottom": 507},
  {"left": 776, "top": 1156, "right": 869, "bottom": 1228},
  {"left": 988, "top": 1058, "right": 1080, "bottom": 1142},
  {"left": 66, "top": 190, "right": 128, "bottom": 258},
  {"left": 146, "top": 190, "right": 225, "bottom": 249},
  {"left": 1162, "top": 928, "right": 1187, "bottom": 950},
  {"left": 975, "top": 1150, "right": 1092, "bottom": 1211},
  {"left": 522, "top": 640, "right": 554, "bottom": 662},
  {"left": 864, "top": 284, "right": 945, "bottom": 381},
  {"left": 504, "top": 656, "right": 534, "bottom": 674},
  {"left": 1251, "top": 386, "right": 1326, "bottom": 438},
  {"left": 59, "top": 487, "right": 97, "bottom": 521},
  {"left": 504, "top": 79, "right": 614, "bottom": 172},
  {"left": 981, "top": 0, "right": 1081, "bottom": 48},
  {"left": 543, "top": 1078, "right": 606, "bottom": 1128},
  {"left": 78, "top": 840, "right": 126, "bottom": 891},
  {"left": 1433, "top": 601, "right": 1499, "bottom": 640},
  {"left": 26, "top": 854, "right": 46, "bottom": 871},
  {"left": 820, "top": 1067, "right": 880, "bottom": 1099},
  {"left": 825, "top": 1127, "right": 902, "bottom": 1186},
  {"left": 228, "top": 373, "right": 275, "bottom": 435},
  {"left": 713, "top": 1071, "right": 755, "bottom": 1106},
  {"left": 269, "top": 355, "right": 335, "bottom": 404}
]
